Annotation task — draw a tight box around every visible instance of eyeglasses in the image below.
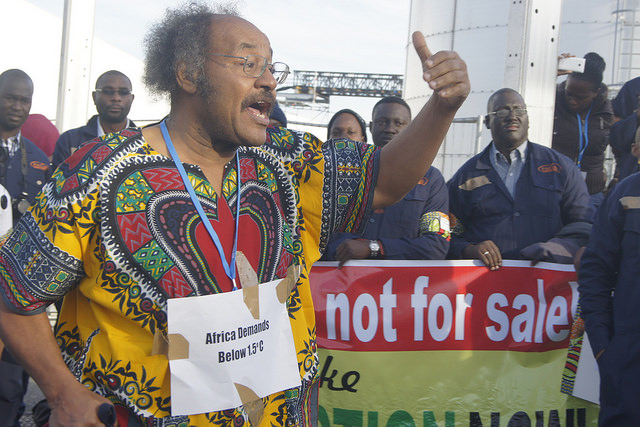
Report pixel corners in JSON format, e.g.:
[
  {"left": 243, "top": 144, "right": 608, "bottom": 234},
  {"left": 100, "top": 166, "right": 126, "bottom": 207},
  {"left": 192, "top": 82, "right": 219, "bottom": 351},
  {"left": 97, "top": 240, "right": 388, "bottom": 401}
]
[
  {"left": 487, "top": 107, "right": 527, "bottom": 118},
  {"left": 95, "top": 88, "right": 132, "bottom": 96},
  {"left": 208, "top": 54, "right": 290, "bottom": 85}
]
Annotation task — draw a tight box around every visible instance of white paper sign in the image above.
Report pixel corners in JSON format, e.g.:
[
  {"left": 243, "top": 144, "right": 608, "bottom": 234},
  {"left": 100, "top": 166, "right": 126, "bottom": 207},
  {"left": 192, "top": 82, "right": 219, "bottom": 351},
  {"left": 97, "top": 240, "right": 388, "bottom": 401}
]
[
  {"left": 0, "top": 184, "right": 12, "bottom": 236},
  {"left": 572, "top": 332, "right": 600, "bottom": 404},
  {"left": 167, "top": 279, "right": 301, "bottom": 416}
]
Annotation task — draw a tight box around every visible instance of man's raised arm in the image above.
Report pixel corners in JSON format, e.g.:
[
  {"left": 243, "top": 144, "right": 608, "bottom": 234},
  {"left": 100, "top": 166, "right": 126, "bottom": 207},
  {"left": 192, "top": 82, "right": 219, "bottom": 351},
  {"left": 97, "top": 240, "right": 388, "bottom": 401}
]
[{"left": 373, "top": 31, "right": 470, "bottom": 210}]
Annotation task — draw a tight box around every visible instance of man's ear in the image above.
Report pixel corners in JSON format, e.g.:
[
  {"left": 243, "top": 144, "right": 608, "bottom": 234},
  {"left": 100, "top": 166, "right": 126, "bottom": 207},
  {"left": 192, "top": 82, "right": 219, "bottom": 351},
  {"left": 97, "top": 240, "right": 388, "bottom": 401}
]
[
  {"left": 176, "top": 62, "right": 198, "bottom": 95},
  {"left": 484, "top": 115, "right": 491, "bottom": 129},
  {"left": 369, "top": 121, "right": 373, "bottom": 132}
]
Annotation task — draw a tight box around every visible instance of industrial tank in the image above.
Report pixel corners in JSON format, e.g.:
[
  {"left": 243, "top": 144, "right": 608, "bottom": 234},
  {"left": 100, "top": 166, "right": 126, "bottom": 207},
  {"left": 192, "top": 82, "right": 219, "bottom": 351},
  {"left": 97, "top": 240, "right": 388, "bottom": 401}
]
[{"left": 404, "top": 0, "right": 640, "bottom": 179}]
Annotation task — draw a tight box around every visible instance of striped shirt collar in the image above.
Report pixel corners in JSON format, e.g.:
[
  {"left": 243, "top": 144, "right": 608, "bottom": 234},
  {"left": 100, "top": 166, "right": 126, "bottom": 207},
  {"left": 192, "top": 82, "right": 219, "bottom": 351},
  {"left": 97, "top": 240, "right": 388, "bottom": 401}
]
[{"left": 0, "top": 131, "right": 21, "bottom": 157}]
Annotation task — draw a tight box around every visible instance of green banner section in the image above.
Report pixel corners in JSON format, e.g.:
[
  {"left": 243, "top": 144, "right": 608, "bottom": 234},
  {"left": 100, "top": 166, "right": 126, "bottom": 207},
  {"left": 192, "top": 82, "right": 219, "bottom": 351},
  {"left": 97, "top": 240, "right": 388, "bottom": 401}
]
[{"left": 318, "top": 349, "right": 598, "bottom": 426}]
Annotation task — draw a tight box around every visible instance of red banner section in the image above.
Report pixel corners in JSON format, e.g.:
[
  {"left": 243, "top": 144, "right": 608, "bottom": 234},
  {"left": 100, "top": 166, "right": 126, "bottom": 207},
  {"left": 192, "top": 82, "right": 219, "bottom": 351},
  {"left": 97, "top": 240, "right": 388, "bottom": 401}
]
[{"left": 310, "top": 260, "right": 578, "bottom": 352}]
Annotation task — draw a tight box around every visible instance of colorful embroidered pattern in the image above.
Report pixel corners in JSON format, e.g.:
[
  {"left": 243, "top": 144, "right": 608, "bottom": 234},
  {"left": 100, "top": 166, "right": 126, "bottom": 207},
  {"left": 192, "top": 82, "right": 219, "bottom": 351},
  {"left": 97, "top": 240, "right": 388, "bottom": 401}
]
[
  {"left": 0, "top": 126, "right": 378, "bottom": 425},
  {"left": 419, "top": 211, "right": 451, "bottom": 241},
  {"left": 319, "top": 138, "right": 378, "bottom": 251},
  {"left": 561, "top": 307, "right": 586, "bottom": 396}
]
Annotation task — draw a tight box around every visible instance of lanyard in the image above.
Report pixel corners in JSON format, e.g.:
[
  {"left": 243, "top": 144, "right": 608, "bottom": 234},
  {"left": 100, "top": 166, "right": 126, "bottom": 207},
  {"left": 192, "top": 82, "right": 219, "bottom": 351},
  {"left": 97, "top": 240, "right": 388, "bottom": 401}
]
[
  {"left": 576, "top": 104, "right": 593, "bottom": 168},
  {"left": 160, "top": 119, "right": 241, "bottom": 291}
]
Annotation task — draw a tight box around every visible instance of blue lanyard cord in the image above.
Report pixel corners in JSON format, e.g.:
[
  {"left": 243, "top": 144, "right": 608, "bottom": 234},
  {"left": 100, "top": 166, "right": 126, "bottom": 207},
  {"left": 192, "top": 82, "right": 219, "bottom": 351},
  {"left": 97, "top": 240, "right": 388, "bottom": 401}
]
[
  {"left": 576, "top": 104, "right": 593, "bottom": 168},
  {"left": 159, "top": 119, "right": 241, "bottom": 290}
]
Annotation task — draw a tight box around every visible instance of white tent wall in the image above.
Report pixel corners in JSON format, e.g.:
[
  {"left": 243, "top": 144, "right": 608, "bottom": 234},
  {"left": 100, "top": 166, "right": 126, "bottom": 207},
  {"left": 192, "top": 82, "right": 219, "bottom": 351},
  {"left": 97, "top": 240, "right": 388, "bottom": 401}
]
[
  {"left": 0, "top": 0, "right": 169, "bottom": 132},
  {"left": 404, "top": 0, "right": 640, "bottom": 180}
]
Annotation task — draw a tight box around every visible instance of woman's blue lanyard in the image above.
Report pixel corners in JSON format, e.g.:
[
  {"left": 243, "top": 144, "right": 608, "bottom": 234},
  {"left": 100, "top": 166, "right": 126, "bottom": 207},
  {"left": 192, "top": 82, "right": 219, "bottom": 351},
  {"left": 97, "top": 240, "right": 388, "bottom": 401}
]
[
  {"left": 576, "top": 104, "right": 593, "bottom": 168},
  {"left": 160, "top": 119, "right": 241, "bottom": 291}
]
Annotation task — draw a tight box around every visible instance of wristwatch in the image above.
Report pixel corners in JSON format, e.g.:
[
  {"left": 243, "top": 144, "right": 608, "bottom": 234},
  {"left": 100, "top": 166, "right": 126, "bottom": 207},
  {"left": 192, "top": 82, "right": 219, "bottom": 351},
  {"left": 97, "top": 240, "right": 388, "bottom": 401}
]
[{"left": 368, "top": 240, "right": 381, "bottom": 258}]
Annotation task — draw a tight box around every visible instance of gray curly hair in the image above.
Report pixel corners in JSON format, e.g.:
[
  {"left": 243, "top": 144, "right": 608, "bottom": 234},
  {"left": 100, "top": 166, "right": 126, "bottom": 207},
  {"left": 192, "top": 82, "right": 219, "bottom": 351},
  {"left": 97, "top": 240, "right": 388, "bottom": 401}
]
[{"left": 143, "top": 2, "right": 239, "bottom": 98}]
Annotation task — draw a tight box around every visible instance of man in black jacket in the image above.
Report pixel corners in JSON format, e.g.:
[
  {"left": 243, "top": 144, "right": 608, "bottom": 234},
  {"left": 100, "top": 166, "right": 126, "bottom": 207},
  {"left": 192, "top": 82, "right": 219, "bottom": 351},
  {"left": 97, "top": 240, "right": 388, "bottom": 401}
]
[{"left": 51, "top": 70, "right": 135, "bottom": 169}]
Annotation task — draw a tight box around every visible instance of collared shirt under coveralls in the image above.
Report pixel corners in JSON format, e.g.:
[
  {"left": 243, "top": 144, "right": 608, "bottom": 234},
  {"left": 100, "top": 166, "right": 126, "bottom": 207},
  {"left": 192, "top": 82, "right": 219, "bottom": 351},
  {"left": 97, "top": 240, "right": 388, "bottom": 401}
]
[
  {"left": 447, "top": 141, "right": 592, "bottom": 260},
  {"left": 579, "top": 172, "right": 640, "bottom": 425}
]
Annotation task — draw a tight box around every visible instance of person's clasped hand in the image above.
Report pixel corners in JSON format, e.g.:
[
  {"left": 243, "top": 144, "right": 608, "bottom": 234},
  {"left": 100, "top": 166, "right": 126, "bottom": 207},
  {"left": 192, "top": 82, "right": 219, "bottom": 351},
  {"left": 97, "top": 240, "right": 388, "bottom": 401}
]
[
  {"left": 463, "top": 240, "right": 502, "bottom": 271},
  {"left": 335, "top": 239, "right": 372, "bottom": 269}
]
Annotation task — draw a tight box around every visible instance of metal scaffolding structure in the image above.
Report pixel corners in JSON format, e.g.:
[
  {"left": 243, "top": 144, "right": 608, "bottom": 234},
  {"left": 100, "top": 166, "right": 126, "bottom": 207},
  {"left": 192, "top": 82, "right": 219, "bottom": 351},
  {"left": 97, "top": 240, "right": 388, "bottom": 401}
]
[{"left": 282, "top": 70, "right": 404, "bottom": 102}]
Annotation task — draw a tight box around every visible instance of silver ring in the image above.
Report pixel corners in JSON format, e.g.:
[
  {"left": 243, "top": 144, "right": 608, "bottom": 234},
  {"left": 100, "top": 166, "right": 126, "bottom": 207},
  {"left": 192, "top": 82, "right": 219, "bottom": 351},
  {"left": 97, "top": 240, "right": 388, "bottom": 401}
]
[{"left": 483, "top": 251, "right": 490, "bottom": 256}]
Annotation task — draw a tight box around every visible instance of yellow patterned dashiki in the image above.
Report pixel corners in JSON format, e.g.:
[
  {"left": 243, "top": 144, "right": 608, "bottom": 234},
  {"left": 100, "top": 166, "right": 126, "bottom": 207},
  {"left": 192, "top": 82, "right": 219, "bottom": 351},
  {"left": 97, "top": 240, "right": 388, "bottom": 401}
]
[{"left": 0, "top": 126, "right": 379, "bottom": 426}]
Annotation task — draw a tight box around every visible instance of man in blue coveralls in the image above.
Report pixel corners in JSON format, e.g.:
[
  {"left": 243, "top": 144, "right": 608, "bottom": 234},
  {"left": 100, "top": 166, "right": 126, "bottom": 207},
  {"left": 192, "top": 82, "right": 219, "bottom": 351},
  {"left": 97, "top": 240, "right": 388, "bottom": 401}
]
[
  {"left": 0, "top": 68, "right": 50, "bottom": 427},
  {"left": 323, "top": 96, "right": 450, "bottom": 266},
  {"left": 579, "top": 170, "right": 640, "bottom": 425},
  {"left": 447, "top": 88, "right": 592, "bottom": 270}
]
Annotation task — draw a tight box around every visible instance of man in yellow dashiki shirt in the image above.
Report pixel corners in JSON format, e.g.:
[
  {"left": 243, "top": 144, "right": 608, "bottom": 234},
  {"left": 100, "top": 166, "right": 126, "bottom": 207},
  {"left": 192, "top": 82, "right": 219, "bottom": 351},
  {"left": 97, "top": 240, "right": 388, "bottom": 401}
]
[{"left": 0, "top": 3, "right": 470, "bottom": 426}]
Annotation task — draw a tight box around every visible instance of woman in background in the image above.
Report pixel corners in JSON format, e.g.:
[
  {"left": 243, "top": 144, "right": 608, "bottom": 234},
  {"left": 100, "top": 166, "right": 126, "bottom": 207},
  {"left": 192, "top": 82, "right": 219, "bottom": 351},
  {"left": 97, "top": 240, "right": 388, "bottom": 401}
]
[
  {"left": 552, "top": 52, "right": 615, "bottom": 215},
  {"left": 327, "top": 109, "right": 368, "bottom": 142}
]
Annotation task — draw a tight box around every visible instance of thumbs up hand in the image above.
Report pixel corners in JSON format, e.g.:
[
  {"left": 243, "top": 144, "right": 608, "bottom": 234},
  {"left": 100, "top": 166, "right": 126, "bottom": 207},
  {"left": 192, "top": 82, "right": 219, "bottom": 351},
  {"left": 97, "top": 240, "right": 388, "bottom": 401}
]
[{"left": 412, "top": 31, "right": 470, "bottom": 111}]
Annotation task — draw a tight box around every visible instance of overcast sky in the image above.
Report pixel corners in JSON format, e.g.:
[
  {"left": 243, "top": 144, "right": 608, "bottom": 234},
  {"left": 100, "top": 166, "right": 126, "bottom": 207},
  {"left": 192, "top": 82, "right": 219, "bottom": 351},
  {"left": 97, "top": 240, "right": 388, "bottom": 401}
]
[
  {"left": 29, "top": 0, "right": 411, "bottom": 78},
  {"left": 26, "top": 0, "right": 411, "bottom": 128}
]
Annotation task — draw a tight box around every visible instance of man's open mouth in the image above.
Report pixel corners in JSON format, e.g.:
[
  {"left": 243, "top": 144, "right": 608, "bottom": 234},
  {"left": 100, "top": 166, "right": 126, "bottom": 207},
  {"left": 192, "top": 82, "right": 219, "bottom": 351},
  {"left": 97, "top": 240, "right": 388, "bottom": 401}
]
[{"left": 247, "top": 101, "right": 272, "bottom": 120}]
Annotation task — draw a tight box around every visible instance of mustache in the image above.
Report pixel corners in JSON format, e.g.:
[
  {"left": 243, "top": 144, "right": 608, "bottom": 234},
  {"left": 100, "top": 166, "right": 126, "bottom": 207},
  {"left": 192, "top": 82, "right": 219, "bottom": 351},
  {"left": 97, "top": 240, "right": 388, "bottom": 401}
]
[{"left": 241, "top": 92, "right": 276, "bottom": 113}]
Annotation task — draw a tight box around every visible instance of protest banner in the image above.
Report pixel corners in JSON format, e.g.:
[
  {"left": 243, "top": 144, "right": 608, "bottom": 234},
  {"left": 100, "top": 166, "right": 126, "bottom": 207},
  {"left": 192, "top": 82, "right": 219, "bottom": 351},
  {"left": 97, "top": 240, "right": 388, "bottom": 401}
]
[{"left": 310, "top": 260, "right": 599, "bottom": 426}]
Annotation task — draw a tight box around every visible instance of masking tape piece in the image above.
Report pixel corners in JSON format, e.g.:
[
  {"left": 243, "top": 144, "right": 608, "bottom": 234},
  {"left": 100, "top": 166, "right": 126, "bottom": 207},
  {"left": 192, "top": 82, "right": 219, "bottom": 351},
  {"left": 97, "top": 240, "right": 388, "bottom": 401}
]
[
  {"left": 167, "top": 333, "right": 190, "bottom": 360},
  {"left": 276, "top": 264, "right": 301, "bottom": 304},
  {"left": 236, "top": 251, "right": 258, "bottom": 289},
  {"left": 235, "top": 383, "right": 264, "bottom": 426},
  {"left": 242, "top": 285, "right": 260, "bottom": 320},
  {"left": 151, "top": 329, "right": 169, "bottom": 357}
]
